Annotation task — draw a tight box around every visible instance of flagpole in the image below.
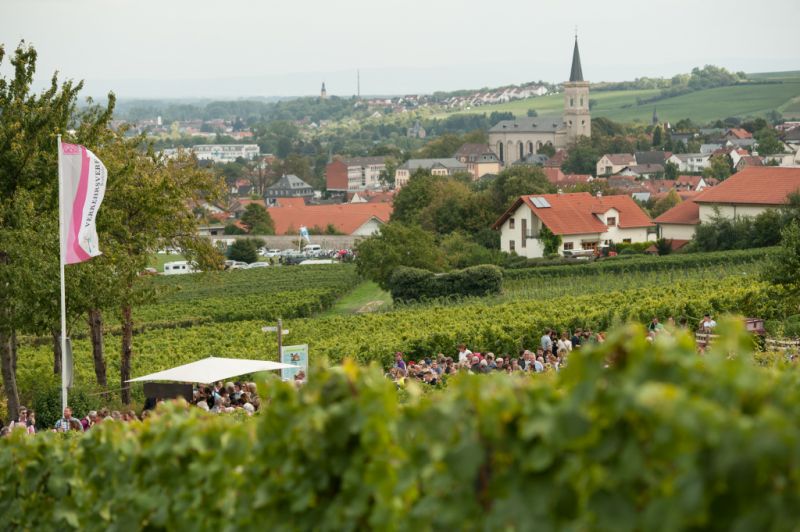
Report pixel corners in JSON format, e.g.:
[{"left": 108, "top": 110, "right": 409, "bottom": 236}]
[{"left": 57, "top": 134, "right": 68, "bottom": 413}]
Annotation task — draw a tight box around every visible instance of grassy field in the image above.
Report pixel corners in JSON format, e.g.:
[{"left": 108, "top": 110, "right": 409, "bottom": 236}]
[
  {"left": 443, "top": 72, "right": 800, "bottom": 123},
  {"left": 319, "top": 280, "right": 392, "bottom": 317},
  {"left": 148, "top": 252, "right": 186, "bottom": 272}
]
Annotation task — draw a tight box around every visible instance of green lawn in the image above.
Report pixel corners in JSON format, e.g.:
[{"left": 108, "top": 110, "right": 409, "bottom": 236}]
[
  {"left": 442, "top": 73, "right": 800, "bottom": 123},
  {"left": 319, "top": 281, "right": 392, "bottom": 317}
]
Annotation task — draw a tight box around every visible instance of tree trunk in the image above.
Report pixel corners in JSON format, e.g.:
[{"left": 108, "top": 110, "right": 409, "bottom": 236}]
[
  {"left": 120, "top": 304, "right": 133, "bottom": 405},
  {"left": 51, "top": 329, "right": 62, "bottom": 375},
  {"left": 0, "top": 329, "right": 20, "bottom": 423},
  {"left": 88, "top": 308, "right": 108, "bottom": 393}
]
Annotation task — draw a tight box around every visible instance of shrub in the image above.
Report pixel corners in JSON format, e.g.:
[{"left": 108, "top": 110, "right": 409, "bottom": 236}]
[
  {"left": 388, "top": 265, "right": 503, "bottom": 302},
  {"left": 2, "top": 323, "right": 800, "bottom": 530}
]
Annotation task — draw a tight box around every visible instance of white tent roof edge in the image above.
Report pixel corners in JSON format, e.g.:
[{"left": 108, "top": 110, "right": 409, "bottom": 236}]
[{"left": 127, "top": 356, "right": 299, "bottom": 384}]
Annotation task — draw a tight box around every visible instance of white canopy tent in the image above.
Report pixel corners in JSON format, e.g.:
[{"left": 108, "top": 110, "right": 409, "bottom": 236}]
[{"left": 127, "top": 356, "right": 298, "bottom": 384}]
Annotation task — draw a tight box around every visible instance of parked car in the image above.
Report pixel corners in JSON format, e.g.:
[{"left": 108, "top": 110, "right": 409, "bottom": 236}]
[
  {"left": 247, "top": 262, "right": 271, "bottom": 269},
  {"left": 299, "top": 259, "right": 336, "bottom": 265},
  {"left": 259, "top": 248, "right": 281, "bottom": 258}
]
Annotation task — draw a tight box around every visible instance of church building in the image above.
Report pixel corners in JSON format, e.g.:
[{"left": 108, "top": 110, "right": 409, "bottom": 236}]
[{"left": 488, "top": 37, "right": 590, "bottom": 165}]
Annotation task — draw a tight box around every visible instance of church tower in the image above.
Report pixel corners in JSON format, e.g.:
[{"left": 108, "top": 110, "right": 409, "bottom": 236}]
[
  {"left": 563, "top": 36, "right": 590, "bottom": 142},
  {"left": 320, "top": 82, "right": 328, "bottom": 100}
]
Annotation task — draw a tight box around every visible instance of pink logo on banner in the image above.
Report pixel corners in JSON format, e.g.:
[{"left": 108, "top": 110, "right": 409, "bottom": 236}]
[{"left": 61, "top": 143, "right": 81, "bottom": 155}]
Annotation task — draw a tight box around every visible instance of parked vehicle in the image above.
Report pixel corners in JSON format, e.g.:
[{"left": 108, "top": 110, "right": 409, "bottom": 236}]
[
  {"left": 163, "top": 261, "right": 197, "bottom": 275},
  {"left": 259, "top": 248, "right": 281, "bottom": 258},
  {"left": 303, "top": 244, "right": 322, "bottom": 256},
  {"left": 247, "top": 262, "right": 271, "bottom": 269},
  {"left": 299, "top": 259, "right": 336, "bottom": 265}
]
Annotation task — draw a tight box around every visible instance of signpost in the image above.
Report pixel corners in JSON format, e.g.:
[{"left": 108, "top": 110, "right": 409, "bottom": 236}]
[{"left": 261, "top": 318, "right": 289, "bottom": 359}]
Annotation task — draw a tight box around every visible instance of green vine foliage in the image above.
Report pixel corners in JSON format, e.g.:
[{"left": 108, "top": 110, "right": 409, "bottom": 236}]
[
  {"left": 2, "top": 321, "right": 800, "bottom": 530},
  {"left": 538, "top": 225, "right": 563, "bottom": 256}
]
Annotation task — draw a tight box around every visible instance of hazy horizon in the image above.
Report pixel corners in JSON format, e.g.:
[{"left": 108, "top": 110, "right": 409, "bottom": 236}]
[{"left": 2, "top": 0, "right": 799, "bottom": 99}]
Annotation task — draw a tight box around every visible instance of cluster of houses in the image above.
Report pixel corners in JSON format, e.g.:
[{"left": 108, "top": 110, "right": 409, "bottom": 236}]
[{"left": 492, "top": 167, "right": 800, "bottom": 258}]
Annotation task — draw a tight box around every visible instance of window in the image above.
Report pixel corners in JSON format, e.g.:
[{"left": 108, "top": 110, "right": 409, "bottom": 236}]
[
  {"left": 509, "top": 240, "right": 516, "bottom": 252},
  {"left": 580, "top": 97, "right": 584, "bottom": 106},
  {"left": 521, "top": 219, "right": 527, "bottom": 248},
  {"left": 582, "top": 241, "right": 597, "bottom": 250},
  {"left": 509, "top": 218, "right": 515, "bottom": 229},
  {"left": 563, "top": 242, "right": 574, "bottom": 250},
  {"left": 607, "top": 216, "right": 617, "bottom": 227},
  {"left": 570, "top": 98, "right": 574, "bottom": 107}
]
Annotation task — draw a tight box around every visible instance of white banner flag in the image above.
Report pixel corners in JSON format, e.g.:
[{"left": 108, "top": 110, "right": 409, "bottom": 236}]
[{"left": 59, "top": 142, "right": 107, "bottom": 264}]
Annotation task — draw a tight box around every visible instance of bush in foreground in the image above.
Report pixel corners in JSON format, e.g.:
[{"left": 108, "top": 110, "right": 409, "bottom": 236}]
[
  {"left": 2, "top": 321, "right": 800, "bottom": 530},
  {"left": 388, "top": 264, "right": 503, "bottom": 302}
]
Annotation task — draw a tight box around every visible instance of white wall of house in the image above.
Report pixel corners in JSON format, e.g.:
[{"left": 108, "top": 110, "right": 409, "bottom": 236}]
[
  {"left": 698, "top": 203, "right": 772, "bottom": 223},
  {"left": 659, "top": 223, "right": 697, "bottom": 240},
  {"left": 498, "top": 203, "right": 652, "bottom": 258},
  {"left": 352, "top": 217, "right": 385, "bottom": 236}
]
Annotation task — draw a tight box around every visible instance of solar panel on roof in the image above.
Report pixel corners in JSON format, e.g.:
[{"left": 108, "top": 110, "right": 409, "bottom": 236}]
[{"left": 531, "top": 197, "right": 550, "bottom": 208}]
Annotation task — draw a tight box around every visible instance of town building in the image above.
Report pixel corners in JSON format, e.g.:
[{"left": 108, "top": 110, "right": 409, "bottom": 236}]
[
  {"left": 693, "top": 167, "right": 800, "bottom": 223},
  {"left": 487, "top": 37, "right": 590, "bottom": 165},
  {"left": 394, "top": 158, "right": 468, "bottom": 188},
  {"left": 192, "top": 144, "right": 260, "bottom": 163},
  {"left": 596, "top": 153, "right": 636, "bottom": 176},
  {"left": 667, "top": 153, "right": 711, "bottom": 173},
  {"left": 654, "top": 199, "right": 701, "bottom": 241},
  {"left": 453, "top": 143, "right": 501, "bottom": 179},
  {"left": 326, "top": 156, "right": 388, "bottom": 193},
  {"left": 492, "top": 192, "right": 655, "bottom": 258},
  {"left": 264, "top": 174, "right": 315, "bottom": 205},
  {"left": 267, "top": 202, "right": 392, "bottom": 236}
]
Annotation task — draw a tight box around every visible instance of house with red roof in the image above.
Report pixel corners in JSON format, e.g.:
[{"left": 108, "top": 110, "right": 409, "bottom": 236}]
[
  {"left": 596, "top": 153, "right": 636, "bottom": 176},
  {"left": 654, "top": 167, "right": 800, "bottom": 240},
  {"left": 492, "top": 192, "right": 655, "bottom": 258},
  {"left": 694, "top": 167, "right": 800, "bottom": 223},
  {"left": 725, "top": 128, "right": 753, "bottom": 141},
  {"left": 267, "top": 202, "right": 393, "bottom": 236},
  {"left": 654, "top": 199, "right": 700, "bottom": 240}
]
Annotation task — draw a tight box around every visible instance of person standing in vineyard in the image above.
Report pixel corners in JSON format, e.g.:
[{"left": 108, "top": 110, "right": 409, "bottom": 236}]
[
  {"left": 571, "top": 329, "right": 582, "bottom": 349},
  {"left": 541, "top": 330, "right": 553, "bottom": 354},
  {"left": 457, "top": 344, "right": 473, "bottom": 364},
  {"left": 558, "top": 332, "right": 572, "bottom": 353}
]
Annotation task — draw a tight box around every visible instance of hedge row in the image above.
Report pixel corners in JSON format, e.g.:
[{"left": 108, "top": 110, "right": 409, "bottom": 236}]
[
  {"left": 503, "top": 247, "right": 773, "bottom": 279},
  {"left": 2, "top": 323, "right": 800, "bottom": 530},
  {"left": 388, "top": 265, "right": 503, "bottom": 302}
]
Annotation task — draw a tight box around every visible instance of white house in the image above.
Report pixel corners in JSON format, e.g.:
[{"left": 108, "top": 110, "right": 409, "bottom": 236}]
[
  {"left": 667, "top": 153, "right": 711, "bottom": 173},
  {"left": 655, "top": 199, "right": 701, "bottom": 241},
  {"left": 492, "top": 192, "right": 656, "bottom": 258},
  {"left": 192, "top": 144, "right": 260, "bottom": 163},
  {"left": 596, "top": 153, "right": 636, "bottom": 176},
  {"left": 693, "top": 166, "right": 800, "bottom": 223}
]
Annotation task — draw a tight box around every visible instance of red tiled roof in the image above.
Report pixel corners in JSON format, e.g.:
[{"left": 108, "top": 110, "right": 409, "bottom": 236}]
[
  {"left": 654, "top": 199, "right": 700, "bottom": 225},
  {"left": 493, "top": 193, "right": 654, "bottom": 235},
  {"left": 273, "top": 197, "right": 307, "bottom": 208},
  {"left": 693, "top": 167, "right": 800, "bottom": 205},
  {"left": 727, "top": 128, "right": 752, "bottom": 139},
  {"left": 544, "top": 149, "right": 568, "bottom": 167},
  {"left": 603, "top": 153, "right": 636, "bottom": 165},
  {"left": 737, "top": 155, "right": 763, "bottom": 167},
  {"left": 676, "top": 175, "right": 702, "bottom": 187},
  {"left": 542, "top": 167, "right": 565, "bottom": 183},
  {"left": 267, "top": 202, "right": 393, "bottom": 235}
]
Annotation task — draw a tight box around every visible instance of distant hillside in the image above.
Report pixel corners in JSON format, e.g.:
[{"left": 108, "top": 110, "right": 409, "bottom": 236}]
[{"left": 443, "top": 71, "right": 800, "bottom": 124}]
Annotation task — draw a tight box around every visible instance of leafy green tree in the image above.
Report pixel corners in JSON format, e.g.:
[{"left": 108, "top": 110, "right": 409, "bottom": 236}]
[
  {"left": 391, "top": 170, "right": 438, "bottom": 224},
  {"left": 485, "top": 165, "right": 555, "bottom": 215},
  {"left": 754, "top": 128, "right": 784, "bottom": 156},
  {"left": 224, "top": 223, "right": 247, "bottom": 235},
  {"left": 538, "top": 143, "right": 556, "bottom": 158},
  {"left": 526, "top": 109, "right": 538, "bottom": 117},
  {"left": 227, "top": 239, "right": 259, "bottom": 263},
  {"left": 652, "top": 125, "right": 663, "bottom": 147},
  {"left": 763, "top": 220, "right": 800, "bottom": 297},
  {"left": 241, "top": 203, "right": 275, "bottom": 234},
  {"left": 562, "top": 137, "right": 600, "bottom": 175},
  {"left": 355, "top": 223, "right": 445, "bottom": 290},
  {"left": 650, "top": 190, "right": 682, "bottom": 218},
  {"left": 415, "top": 133, "right": 466, "bottom": 158},
  {"left": 664, "top": 161, "right": 679, "bottom": 180},
  {"left": 417, "top": 179, "right": 494, "bottom": 236},
  {"left": 539, "top": 226, "right": 562, "bottom": 256},
  {"left": 655, "top": 238, "right": 672, "bottom": 256},
  {"left": 703, "top": 155, "right": 732, "bottom": 181}
]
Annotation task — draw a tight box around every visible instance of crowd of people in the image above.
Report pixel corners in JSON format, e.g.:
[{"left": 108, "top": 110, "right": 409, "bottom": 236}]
[
  {"left": 388, "top": 328, "right": 594, "bottom": 386},
  {"left": 0, "top": 379, "right": 271, "bottom": 437},
  {"left": 389, "top": 315, "right": 722, "bottom": 386}
]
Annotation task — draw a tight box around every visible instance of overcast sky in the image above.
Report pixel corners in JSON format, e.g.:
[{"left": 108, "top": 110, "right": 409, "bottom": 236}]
[{"left": 1, "top": 0, "right": 799, "bottom": 99}]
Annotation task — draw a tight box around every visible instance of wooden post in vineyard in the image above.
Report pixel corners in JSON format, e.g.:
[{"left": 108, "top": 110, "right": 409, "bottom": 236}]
[{"left": 277, "top": 318, "right": 283, "bottom": 360}]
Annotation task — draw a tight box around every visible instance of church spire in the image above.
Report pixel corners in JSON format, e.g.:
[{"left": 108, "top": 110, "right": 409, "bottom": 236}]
[{"left": 569, "top": 36, "right": 583, "bottom": 82}]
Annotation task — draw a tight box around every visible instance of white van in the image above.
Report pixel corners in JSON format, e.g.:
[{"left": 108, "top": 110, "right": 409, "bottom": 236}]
[
  {"left": 303, "top": 244, "right": 322, "bottom": 256},
  {"left": 163, "top": 261, "right": 197, "bottom": 275}
]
